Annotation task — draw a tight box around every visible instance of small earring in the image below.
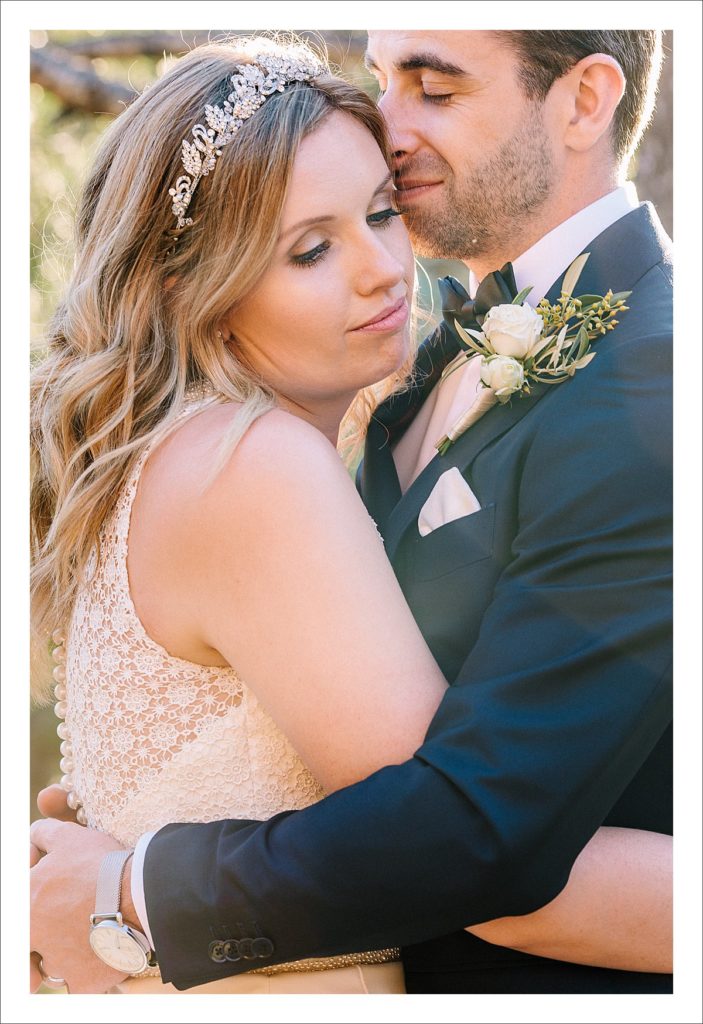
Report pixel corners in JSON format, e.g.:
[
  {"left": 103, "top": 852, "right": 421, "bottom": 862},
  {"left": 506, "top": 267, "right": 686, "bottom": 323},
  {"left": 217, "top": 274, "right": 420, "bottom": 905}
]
[{"left": 216, "top": 330, "right": 223, "bottom": 340}]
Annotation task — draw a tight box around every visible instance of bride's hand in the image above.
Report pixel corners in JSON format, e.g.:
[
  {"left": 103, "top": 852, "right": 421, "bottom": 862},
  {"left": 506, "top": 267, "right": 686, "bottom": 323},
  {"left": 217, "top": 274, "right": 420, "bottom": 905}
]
[
  {"left": 30, "top": 819, "right": 129, "bottom": 993},
  {"left": 29, "top": 847, "right": 46, "bottom": 991},
  {"left": 36, "top": 783, "right": 80, "bottom": 823},
  {"left": 30, "top": 952, "right": 45, "bottom": 993},
  {"left": 31, "top": 788, "right": 76, "bottom": 991}
]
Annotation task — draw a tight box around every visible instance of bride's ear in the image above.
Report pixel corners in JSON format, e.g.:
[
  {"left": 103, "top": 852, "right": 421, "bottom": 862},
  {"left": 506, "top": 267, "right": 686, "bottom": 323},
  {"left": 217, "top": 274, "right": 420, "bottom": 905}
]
[
  {"left": 163, "top": 275, "right": 178, "bottom": 292},
  {"left": 559, "top": 53, "right": 626, "bottom": 154},
  {"left": 216, "top": 309, "right": 236, "bottom": 344}
]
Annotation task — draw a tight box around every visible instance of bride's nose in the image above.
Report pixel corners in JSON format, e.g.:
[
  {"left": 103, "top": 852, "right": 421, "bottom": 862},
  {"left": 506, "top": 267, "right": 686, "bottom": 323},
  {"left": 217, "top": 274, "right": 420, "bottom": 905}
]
[{"left": 354, "top": 234, "right": 406, "bottom": 297}]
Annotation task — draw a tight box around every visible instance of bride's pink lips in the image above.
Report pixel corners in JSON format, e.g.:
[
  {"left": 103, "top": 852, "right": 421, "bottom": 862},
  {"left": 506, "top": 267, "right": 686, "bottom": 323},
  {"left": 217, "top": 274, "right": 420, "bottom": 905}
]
[{"left": 352, "top": 297, "right": 409, "bottom": 333}]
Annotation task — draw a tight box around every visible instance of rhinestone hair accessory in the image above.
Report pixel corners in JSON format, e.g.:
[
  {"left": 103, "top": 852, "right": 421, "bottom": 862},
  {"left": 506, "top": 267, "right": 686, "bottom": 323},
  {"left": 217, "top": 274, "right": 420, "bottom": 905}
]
[{"left": 169, "top": 47, "right": 324, "bottom": 230}]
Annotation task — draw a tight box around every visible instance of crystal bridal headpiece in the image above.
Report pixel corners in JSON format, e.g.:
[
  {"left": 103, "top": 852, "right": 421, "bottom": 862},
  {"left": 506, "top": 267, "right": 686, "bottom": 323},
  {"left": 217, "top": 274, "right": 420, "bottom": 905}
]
[{"left": 169, "top": 45, "right": 324, "bottom": 230}]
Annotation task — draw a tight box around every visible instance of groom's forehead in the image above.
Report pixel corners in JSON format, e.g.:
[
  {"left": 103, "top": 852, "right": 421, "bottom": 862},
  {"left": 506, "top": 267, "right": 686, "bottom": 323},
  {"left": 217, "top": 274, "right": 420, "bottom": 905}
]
[{"left": 365, "top": 30, "right": 506, "bottom": 73}]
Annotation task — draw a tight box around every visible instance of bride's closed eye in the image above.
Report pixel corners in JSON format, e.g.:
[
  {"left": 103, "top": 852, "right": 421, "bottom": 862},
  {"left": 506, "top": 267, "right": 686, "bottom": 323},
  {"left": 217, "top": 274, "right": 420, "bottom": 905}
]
[
  {"left": 367, "top": 208, "right": 402, "bottom": 227},
  {"left": 290, "top": 240, "right": 331, "bottom": 268},
  {"left": 290, "top": 208, "right": 402, "bottom": 269}
]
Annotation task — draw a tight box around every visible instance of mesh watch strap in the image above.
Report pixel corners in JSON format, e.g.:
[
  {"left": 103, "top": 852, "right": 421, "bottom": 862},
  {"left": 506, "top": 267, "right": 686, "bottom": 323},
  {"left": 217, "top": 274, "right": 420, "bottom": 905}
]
[
  {"left": 91, "top": 848, "right": 159, "bottom": 977},
  {"left": 94, "top": 848, "right": 134, "bottom": 918}
]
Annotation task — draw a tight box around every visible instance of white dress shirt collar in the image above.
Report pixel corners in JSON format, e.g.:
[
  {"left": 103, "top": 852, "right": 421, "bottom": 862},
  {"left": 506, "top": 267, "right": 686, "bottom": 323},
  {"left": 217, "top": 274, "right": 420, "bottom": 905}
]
[{"left": 468, "top": 183, "right": 640, "bottom": 303}]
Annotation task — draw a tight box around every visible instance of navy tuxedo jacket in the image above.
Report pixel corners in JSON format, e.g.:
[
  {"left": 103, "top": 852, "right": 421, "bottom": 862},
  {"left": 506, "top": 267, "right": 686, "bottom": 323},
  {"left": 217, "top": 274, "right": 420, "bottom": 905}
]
[{"left": 145, "top": 204, "right": 672, "bottom": 992}]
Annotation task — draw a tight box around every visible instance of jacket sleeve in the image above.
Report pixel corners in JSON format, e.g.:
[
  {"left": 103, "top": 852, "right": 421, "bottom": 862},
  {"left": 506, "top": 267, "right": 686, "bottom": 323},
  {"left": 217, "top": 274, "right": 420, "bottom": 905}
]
[{"left": 144, "top": 330, "right": 672, "bottom": 991}]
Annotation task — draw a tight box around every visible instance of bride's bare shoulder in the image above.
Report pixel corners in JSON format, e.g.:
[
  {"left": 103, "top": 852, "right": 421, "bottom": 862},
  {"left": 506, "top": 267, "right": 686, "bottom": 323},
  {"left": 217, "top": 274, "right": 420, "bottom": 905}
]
[
  {"left": 215, "top": 409, "right": 355, "bottom": 518},
  {"left": 145, "top": 403, "right": 349, "bottom": 510},
  {"left": 231, "top": 408, "right": 344, "bottom": 476}
]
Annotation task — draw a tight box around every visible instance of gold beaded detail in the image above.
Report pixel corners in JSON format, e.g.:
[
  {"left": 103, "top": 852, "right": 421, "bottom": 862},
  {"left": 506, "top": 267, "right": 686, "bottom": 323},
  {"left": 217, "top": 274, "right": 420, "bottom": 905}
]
[
  {"left": 131, "top": 947, "right": 400, "bottom": 982},
  {"left": 251, "top": 947, "right": 401, "bottom": 976},
  {"left": 133, "top": 964, "right": 162, "bottom": 978}
]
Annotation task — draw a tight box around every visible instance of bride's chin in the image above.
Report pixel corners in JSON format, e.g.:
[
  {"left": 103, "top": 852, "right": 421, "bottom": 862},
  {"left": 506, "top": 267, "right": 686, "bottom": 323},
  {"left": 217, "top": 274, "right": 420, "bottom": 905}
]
[{"left": 377, "top": 332, "right": 412, "bottom": 380}]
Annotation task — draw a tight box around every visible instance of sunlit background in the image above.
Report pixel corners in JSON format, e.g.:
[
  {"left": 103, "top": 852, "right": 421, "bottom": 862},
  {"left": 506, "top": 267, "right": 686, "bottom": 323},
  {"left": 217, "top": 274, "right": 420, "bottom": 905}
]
[{"left": 30, "top": 28, "right": 673, "bottom": 818}]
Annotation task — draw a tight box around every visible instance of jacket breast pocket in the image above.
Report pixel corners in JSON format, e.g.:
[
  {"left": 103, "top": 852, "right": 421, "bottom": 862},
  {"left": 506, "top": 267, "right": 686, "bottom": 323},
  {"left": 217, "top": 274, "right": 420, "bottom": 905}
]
[{"left": 407, "top": 503, "right": 496, "bottom": 582}]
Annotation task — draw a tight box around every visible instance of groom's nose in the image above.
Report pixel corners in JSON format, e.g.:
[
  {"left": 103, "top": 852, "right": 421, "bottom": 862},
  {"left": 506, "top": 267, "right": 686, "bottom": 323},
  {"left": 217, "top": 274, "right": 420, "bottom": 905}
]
[{"left": 378, "top": 90, "right": 421, "bottom": 159}]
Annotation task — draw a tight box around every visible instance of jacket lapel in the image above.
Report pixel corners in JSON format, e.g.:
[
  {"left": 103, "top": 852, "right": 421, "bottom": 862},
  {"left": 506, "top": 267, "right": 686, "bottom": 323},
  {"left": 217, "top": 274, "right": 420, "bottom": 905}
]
[
  {"left": 542, "top": 202, "right": 671, "bottom": 306},
  {"left": 359, "top": 417, "right": 403, "bottom": 538},
  {"left": 366, "top": 203, "right": 670, "bottom": 558},
  {"left": 383, "top": 378, "right": 551, "bottom": 560},
  {"left": 360, "top": 323, "right": 462, "bottom": 539},
  {"left": 382, "top": 203, "right": 670, "bottom": 559}
]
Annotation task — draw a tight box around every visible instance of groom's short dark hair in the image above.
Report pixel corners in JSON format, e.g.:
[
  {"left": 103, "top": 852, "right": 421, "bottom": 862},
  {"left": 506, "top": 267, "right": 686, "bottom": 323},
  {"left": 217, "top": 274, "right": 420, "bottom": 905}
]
[{"left": 501, "top": 30, "right": 663, "bottom": 164}]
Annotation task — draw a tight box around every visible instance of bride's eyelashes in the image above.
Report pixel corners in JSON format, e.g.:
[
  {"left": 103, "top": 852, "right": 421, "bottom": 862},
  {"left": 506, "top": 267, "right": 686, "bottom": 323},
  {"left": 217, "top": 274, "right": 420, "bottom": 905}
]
[
  {"left": 290, "top": 240, "right": 331, "bottom": 268},
  {"left": 289, "top": 209, "right": 402, "bottom": 269},
  {"left": 367, "top": 207, "right": 402, "bottom": 226}
]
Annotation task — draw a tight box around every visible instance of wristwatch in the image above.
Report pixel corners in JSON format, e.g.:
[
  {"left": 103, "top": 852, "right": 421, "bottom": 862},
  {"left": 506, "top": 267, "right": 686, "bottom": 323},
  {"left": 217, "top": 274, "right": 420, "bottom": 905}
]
[{"left": 89, "top": 849, "right": 158, "bottom": 976}]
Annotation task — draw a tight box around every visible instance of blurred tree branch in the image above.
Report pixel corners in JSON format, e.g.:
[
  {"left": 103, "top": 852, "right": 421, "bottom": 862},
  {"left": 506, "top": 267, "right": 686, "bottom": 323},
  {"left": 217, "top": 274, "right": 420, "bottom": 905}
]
[
  {"left": 30, "top": 44, "right": 135, "bottom": 115},
  {"left": 31, "top": 31, "right": 367, "bottom": 116},
  {"left": 61, "top": 31, "right": 231, "bottom": 58},
  {"left": 59, "top": 30, "right": 365, "bottom": 60}
]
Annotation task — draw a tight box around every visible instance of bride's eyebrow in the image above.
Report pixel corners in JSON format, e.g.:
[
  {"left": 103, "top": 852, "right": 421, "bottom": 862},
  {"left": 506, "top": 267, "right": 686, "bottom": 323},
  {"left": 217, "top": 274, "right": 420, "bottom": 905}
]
[
  {"left": 280, "top": 173, "right": 393, "bottom": 241},
  {"left": 280, "top": 214, "right": 334, "bottom": 242}
]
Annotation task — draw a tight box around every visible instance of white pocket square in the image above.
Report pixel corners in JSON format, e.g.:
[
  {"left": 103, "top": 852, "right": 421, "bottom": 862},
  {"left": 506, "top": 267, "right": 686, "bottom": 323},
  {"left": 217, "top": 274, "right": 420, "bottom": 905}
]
[{"left": 418, "top": 467, "right": 482, "bottom": 537}]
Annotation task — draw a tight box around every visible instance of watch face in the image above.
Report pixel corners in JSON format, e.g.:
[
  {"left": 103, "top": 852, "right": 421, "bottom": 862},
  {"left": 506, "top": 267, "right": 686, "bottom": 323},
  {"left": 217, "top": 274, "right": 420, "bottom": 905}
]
[{"left": 89, "top": 922, "right": 148, "bottom": 973}]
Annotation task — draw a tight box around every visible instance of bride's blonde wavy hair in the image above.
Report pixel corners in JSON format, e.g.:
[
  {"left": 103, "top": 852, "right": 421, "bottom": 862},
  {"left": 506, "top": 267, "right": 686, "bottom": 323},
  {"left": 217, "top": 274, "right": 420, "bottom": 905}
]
[{"left": 31, "top": 37, "right": 418, "bottom": 698}]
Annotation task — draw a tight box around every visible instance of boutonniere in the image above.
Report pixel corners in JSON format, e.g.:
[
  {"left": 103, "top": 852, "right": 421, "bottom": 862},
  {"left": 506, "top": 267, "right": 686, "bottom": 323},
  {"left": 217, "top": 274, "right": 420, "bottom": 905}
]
[{"left": 435, "top": 253, "right": 631, "bottom": 455}]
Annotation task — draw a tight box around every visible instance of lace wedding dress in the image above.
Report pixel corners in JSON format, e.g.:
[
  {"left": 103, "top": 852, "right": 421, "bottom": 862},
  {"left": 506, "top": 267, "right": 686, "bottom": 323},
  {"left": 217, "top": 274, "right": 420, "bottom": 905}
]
[{"left": 60, "top": 400, "right": 403, "bottom": 994}]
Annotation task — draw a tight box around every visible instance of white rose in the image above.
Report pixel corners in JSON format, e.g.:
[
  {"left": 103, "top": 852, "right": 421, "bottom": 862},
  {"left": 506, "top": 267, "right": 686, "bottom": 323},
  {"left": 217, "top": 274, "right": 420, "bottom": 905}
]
[
  {"left": 482, "top": 302, "right": 543, "bottom": 358},
  {"left": 480, "top": 355, "right": 525, "bottom": 398}
]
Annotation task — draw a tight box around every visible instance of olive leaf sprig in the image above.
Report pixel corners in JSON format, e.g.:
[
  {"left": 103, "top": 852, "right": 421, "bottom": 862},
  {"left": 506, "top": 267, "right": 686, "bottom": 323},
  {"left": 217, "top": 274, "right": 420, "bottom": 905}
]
[{"left": 435, "top": 253, "right": 631, "bottom": 455}]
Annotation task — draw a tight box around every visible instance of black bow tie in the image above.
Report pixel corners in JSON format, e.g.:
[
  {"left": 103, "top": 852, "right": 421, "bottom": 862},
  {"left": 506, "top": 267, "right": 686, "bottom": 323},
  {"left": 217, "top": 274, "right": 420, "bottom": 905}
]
[{"left": 439, "top": 263, "right": 518, "bottom": 336}]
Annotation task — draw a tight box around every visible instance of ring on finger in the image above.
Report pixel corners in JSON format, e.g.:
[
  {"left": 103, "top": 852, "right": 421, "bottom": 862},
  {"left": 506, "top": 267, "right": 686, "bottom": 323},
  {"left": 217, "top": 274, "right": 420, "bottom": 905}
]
[{"left": 37, "top": 958, "right": 67, "bottom": 990}]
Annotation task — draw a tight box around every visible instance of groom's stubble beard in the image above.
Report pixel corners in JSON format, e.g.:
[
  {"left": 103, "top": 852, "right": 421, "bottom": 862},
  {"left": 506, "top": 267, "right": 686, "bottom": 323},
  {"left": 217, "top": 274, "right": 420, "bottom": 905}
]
[{"left": 397, "top": 104, "right": 558, "bottom": 263}]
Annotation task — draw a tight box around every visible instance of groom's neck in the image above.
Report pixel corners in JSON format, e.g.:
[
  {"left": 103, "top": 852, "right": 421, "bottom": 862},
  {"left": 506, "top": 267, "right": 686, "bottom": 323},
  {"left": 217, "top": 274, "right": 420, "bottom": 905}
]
[{"left": 464, "top": 165, "right": 621, "bottom": 281}]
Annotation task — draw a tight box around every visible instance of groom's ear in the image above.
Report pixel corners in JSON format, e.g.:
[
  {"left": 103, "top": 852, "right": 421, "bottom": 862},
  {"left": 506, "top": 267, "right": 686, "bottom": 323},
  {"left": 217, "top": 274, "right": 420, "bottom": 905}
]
[{"left": 558, "top": 53, "right": 626, "bottom": 156}]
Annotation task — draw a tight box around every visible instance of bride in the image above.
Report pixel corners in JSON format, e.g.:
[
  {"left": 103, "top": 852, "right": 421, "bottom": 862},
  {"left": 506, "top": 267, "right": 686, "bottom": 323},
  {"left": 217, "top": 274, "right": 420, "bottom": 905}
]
[{"left": 30, "top": 36, "right": 670, "bottom": 994}]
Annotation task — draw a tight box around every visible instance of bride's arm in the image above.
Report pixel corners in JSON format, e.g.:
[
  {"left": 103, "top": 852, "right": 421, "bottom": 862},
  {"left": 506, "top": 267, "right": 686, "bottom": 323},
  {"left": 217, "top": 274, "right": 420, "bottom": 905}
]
[
  {"left": 184, "top": 409, "right": 447, "bottom": 791},
  {"left": 159, "top": 408, "right": 670, "bottom": 973},
  {"left": 467, "top": 826, "right": 671, "bottom": 972}
]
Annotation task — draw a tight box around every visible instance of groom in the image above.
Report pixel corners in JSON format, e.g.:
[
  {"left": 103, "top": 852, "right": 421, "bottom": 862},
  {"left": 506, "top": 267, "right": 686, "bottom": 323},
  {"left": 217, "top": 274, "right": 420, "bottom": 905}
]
[{"left": 32, "top": 30, "right": 672, "bottom": 993}]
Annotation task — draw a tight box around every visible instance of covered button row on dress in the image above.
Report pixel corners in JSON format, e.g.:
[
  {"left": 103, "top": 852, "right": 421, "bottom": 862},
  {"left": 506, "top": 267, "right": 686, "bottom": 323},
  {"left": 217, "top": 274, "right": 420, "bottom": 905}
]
[{"left": 51, "top": 629, "right": 87, "bottom": 826}]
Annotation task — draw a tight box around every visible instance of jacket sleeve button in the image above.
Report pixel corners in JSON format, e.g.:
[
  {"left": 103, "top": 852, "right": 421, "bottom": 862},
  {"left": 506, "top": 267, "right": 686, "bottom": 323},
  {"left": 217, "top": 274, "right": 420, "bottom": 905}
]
[
  {"left": 252, "top": 937, "right": 275, "bottom": 959},
  {"left": 223, "top": 939, "right": 242, "bottom": 961},
  {"left": 208, "top": 940, "right": 227, "bottom": 963}
]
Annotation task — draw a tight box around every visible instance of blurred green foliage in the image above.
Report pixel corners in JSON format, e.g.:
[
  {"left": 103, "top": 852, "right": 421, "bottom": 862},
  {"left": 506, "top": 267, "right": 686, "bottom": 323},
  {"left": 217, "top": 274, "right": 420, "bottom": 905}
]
[{"left": 30, "top": 38, "right": 166, "bottom": 352}]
